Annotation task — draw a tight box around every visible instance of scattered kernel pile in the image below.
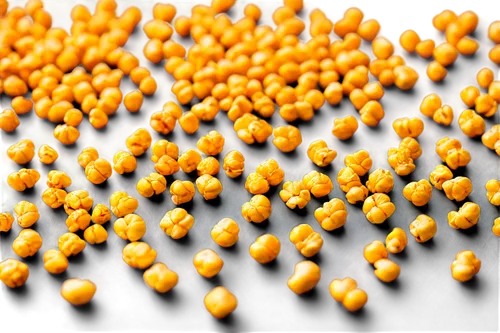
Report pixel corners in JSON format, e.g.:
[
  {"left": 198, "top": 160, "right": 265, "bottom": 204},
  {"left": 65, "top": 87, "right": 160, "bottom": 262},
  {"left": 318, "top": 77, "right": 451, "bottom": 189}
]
[{"left": 0, "top": 0, "right": 498, "bottom": 319}]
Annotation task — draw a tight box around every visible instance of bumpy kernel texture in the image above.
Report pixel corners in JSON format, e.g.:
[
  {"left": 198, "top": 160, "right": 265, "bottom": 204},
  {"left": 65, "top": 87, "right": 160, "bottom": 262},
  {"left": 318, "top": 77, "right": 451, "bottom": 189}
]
[
  {"left": 399, "top": 137, "right": 422, "bottom": 160},
  {"left": 430, "top": 165, "right": 453, "bottom": 190},
  {"left": 110, "top": 191, "right": 138, "bottom": 217},
  {"left": 126, "top": 128, "right": 152, "bottom": 156},
  {"left": 443, "top": 177, "right": 473, "bottom": 202},
  {"left": 445, "top": 148, "right": 471, "bottom": 170},
  {"left": 8, "top": 169, "right": 40, "bottom": 192},
  {"left": 307, "top": 140, "right": 337, "bottom": 167},
  {"left": 486, "top": 180, "right": 500, "bottom": 206},
  {"left": 0, "top": 259, "right": 29, "bottom": 288},
  {"left": 7, "top": 139, "right": 35, "bottom": 164},
  {"left": 122, "top": 242, "right": 157, "bottom": 269},
  {"left": 61, "top": 278, "right": 97, "bottom": 306},
  {"left": 402, "top": 179, "right": 433, "bottom": 206},
  {"left": 58, "top": 233, "right": 86, "bottom": 257},
  {"left": 0, "top": 110, "right": 20, "bottom": 132},
  {"left": 249, "top": 234, "right": 280, "bottom": 264},
  {"left": 154, "top": 155, "right": 179, "bottom": 176},
  {"left": 113, "top": 151, "right": 137, "bottom": 175},
  {"left": 197, "top": 131, "right": 225, "bottom": 156},
  {"left": 374, "top": 259, "right": 401, "bottom": 282},
  {"left": 193, "top": 249, "right": 224, "bottom": 278},
  {"left": 197, "top": 157, "right": 220, "bottom": 176},
  {"left": 329, "top": 277, "right": 368, "bottom": 312},
  {"left": 448, "top": 202, "right": 480, "bottom": 230},
  {"left": 66, "top": 209, "right": 91, "bottom": 233},
  {"left": 151, "top": 140, "right": 179, "bottom": 163},
  {"left": 302, "top": 171, "right": 333, "bottom": 198},
  {"left": 388, "top": 147, "right": 416, "bottom": 176},
  {"left": 170, "top": 180, "right": 196, "bottom": 205},
  {"left": 114, "top": 214, "right": 146, "bottom": 241},
  {"left": 287, "top": 260, "right": 321, "bottom": 295},
  {"left": 344, "top": 150, "right": 372, "bottom": 176},
  {"left": 336, "top": 167, "right": 369, "bottom": 204},
  {"left": 459, "top": 110, "right": 485, "bottom": 138},
  {"left": 256, "top": 159, "right": 285, "bottom": 186},
  {"left": 143, "top": 263, "right": 178, "bottom": 293},
  {"left": 385, "top": 227, "right": 408, "bottom": 254},
  {"left": 211, "top": 218, "right": 239, "bottom": 247},
  {"left": 289, "top": 224, "right": 323, "bottom": 258},
  {"left": 332, "top": 116, "right": 358, "bottom": 140},
  {"left": 160, "top": 208, "right": 194, "bottom": 239},
  {"left": 223, "top": 151, "right": 245, "bottom": 178},
  {"left": 137, "top": 173, "right": 167, "bottom": 198},
  {"left": 78, "top": 147, "right": 99, "bottom": 168},
  {"left": 314, "top": 198, "right": 348, "bottom": 231},
  {"left": 435, "top": 137, "right": 461, "bottom": 161},
  {"left": 43, "top": 249, "right": 68, "bottom": 274},
  {"left": 38, "top": 145, "right": 58, "bottom": 164},
  {"left": 273, "top": 125, "right": 302, "bottom": 152},
  {"left": 0, "top": 213, "right": 15, "bottom": 232},
  {"left": 366, "top": 168, "right": 394, "bottom": 194},
  {"left": 482, "top": 125, "right": 500, "bottom": 156},
  {"left": 47, "top": 170, "right": 72, "bottom": 189},
  {"left": 178, "top": 149, "right": 202, "bottom": 174},
  {"left": 362, "top": 193, "right": 396, "bottom": 224},
  {"left": 64, "top": 189, "right": 94, "bottom": 215},
  {"left": 54, "top": 125, "right": 80, "bottom": 145},
  {"left": 451, "top": 250, "right": 481, "bottom": 282},
  {"left": 410, "top": 214, "right": 437, "bottom": 243},
  {"left": 204, "top": 286, "right": 238, "bottom": 319},
  {"left": 85, "top": 158, "right": 112, "bottom": 184},
  {"left": 196, "top": 174, "right": 223, "bottom": 200},
  {"left": 14, "top": 201, "right": 40, "bottom": 228},
  {"left": 280, "top": 181, "right": 311, "bottom": 209},
  {"left": 364, "top": 240, "right": 388, "bottom": 264},
  {"left": 245, "top": 172, "right": 270, "bottom": 195},
  {"left": 84, "top": 224, "right": 108, "bottom": 245},
  {"left": 91, "top": 204, "right": 111, "bottom": 224},
  {"left": 242, "top": 195, "right": 272, "bottom": 223}
]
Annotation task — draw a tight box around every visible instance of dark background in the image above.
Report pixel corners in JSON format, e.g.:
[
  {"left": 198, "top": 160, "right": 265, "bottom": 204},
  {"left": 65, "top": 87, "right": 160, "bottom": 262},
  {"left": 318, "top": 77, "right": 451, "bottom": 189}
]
[{"left": 0, "top": 0, "right": 500, "bottom": 333}]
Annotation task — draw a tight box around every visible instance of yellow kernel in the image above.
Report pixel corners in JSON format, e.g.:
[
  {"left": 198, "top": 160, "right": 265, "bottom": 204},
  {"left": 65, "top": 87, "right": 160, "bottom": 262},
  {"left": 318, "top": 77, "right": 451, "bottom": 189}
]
[
  {"left": 143, "top": 263, "right": 178, "bottom": 293},
  {"left": 287, "top": 260, "right": 321, "bottom": 294},
  {"left": 13, "top": 228, "right": 42, "bottom": 258},
  {"left": 329, "top": 277, "right": 368, "bottom": 312},
  {"left": 63, "top": 108, "right": 83, "bottom": 127},
  {"left": 54, "top": 124, "right": 80, "bottom": 145},
  {"left": 374, "top": 259, "right": 400, "bottom": 282},
  {"left": 43, "top": 249, "right": 68, "bottom": 274},
  {"left": 249, "top": 234, "right": 280, "bottom": 264},
  {"left": 211, "top": 218, "right": 239, "bottom": 247},
  {"left": 170, "top": 180, "right": 195, "bottom": 205},
  {"left": 427, "top": 61, "right": 447, "bottom": 82},
  {"left": 451, "top": 250, "right": 480, "bottom": 282},
  {"left": 7, "top": 139, "right": 35, "bottom": 164},
  {"left": 159, "top": 208, "right": 193, "bottom": 239},
  {"left": 11, "top": 96, "right": 33, "bottom": 115},
  {"left": 60, "top": 278, "right": 96, "bottom": 305},
  {"left": 114, "top": 214, "right": 146, "bottom": 241},
  {"left": 420, "top": 93, "right": 442, "bottom": 117},
  {"left": 204, "top": 286, "right": 237, "bottom": 319},
  {"left": 58, "top": 233, "right": 86, "bottom": 257}
]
